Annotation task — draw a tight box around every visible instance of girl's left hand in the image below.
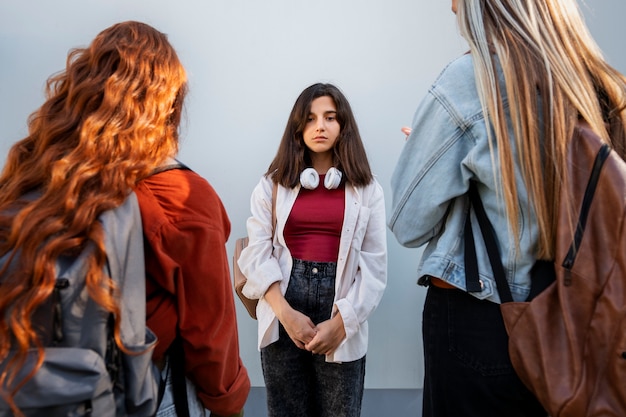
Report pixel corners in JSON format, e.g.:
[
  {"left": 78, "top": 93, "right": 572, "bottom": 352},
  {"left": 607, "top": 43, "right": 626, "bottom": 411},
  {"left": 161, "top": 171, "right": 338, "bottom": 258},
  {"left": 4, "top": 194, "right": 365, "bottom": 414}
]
[{"left": 304, "top": 313, "right": 346, "bottom": 355}]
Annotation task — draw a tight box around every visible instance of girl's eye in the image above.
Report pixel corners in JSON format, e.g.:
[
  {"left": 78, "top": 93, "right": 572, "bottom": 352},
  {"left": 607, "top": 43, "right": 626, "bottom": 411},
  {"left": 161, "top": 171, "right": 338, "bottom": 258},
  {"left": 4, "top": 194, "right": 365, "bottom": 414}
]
[{"left": 326, "top": 116, "right": 335, "bottom": 121}]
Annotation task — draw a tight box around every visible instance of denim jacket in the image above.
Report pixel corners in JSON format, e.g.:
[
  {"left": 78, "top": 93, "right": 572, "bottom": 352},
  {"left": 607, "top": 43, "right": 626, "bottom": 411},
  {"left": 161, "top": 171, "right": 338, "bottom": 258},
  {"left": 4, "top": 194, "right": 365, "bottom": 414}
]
[
  {"left": 238, "top": 175, "right": 387, "bottom": 362},
  {"left": 388, "top": 54, "right": 541, "bottom": 303}
]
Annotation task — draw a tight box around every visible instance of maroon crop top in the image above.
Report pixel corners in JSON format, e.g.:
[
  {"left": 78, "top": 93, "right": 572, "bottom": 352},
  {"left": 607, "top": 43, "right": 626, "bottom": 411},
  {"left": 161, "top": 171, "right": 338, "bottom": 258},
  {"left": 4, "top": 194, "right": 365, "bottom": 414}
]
[{"left": 284, "top": 175, "right": 345, "bottom": 262}]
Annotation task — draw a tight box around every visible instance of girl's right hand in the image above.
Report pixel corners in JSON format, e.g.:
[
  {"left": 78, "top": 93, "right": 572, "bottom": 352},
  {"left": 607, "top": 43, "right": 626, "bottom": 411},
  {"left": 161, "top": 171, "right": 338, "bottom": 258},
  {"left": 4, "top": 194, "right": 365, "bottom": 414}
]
[
  {"left": 401, "top": 126, "right": 412, "bottom": 139},
  {"left": 279, "top": 308, "right": 317, "bottom": 349},
  {"left": 264, "top": 282, "right": 317, "bottom": 349}
]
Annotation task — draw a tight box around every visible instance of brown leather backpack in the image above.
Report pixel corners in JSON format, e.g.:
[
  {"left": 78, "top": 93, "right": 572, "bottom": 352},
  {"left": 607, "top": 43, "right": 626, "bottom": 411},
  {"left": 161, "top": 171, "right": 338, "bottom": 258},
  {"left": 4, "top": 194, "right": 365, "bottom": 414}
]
[{"left": 467, "top": 122, "right": 626, "bottom": 416}]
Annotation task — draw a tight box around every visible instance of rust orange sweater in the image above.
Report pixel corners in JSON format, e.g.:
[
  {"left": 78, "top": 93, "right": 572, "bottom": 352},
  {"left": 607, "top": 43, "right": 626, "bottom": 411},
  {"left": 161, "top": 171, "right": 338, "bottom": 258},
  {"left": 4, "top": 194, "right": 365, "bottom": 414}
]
[{"left": 135, "top": 168, "right": 250, "bottom": 416}]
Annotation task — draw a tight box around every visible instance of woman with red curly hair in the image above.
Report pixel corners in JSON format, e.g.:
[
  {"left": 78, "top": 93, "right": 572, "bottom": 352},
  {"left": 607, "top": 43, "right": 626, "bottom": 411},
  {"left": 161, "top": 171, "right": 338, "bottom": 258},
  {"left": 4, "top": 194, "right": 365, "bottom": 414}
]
[{"left": 0, "top": 21, "right": 249, "bottom": 417}]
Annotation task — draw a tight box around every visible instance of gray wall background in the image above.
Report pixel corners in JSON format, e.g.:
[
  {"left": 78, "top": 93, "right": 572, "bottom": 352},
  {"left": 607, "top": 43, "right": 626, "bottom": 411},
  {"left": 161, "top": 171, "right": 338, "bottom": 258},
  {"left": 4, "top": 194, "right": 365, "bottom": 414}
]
[{"left": 1, "top": 0, "right": 624, "bottom": 390}]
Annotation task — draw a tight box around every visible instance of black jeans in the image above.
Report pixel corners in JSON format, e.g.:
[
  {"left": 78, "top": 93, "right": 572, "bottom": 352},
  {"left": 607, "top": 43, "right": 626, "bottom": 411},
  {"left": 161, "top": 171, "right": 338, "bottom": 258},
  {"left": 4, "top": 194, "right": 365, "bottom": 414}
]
[
  {"left": 422, "top": 284, "right": 546, "bottom": 417},
  {"left": 261, "top": 258, "right": 366, "bottom": 417}
]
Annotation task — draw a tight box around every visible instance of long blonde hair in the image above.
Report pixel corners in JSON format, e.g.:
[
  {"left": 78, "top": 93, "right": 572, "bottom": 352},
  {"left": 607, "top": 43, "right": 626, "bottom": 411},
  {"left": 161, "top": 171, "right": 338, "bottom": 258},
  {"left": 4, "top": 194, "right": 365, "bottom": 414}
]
[
  {"left": 0, "top": 21, "right": 187, "bottom": 412},
  {"left": 456, "top": 0, "right": 626, "bottom": 258}
]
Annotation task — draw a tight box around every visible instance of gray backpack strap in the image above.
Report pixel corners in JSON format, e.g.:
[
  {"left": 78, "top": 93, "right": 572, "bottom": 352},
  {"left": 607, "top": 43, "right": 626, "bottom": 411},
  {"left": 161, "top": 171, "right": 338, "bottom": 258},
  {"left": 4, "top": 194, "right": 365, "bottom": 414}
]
[
  {"left": 0, "top": 191, "right": 160, "bottom": 417},
  {"left": 101, "top": 191, "right": 148, "bottom": 345},
  {"left": 100, "top": 191, "right": 160, "bottom": 416}
]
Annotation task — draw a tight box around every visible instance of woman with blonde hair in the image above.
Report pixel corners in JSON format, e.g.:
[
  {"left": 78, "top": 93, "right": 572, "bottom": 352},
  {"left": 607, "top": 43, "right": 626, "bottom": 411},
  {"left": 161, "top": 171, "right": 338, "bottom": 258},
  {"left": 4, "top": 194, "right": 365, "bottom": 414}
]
[
  {"left": 0, "top": 21, "right": 249, "bottom": 417},
  {"left": 389, "top": 0, "right": 626, "bottom": 416}
]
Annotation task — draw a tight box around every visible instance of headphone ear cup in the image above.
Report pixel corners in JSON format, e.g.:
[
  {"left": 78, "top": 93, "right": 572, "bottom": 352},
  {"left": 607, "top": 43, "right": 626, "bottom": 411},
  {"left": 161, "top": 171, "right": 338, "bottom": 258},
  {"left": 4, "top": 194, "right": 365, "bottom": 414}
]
[
  {"left": 300, "top": 168, "right": 320, "bottom": 190},
  {"left": 324, "top": 167, "right": 343, "bottom": 189}
]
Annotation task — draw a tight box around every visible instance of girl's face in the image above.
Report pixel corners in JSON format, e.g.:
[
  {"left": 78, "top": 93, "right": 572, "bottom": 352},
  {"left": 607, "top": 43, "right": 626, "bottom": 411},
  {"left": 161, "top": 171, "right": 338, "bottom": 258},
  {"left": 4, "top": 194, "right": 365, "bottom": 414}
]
[
  {"left": 302, "top": 95, "right": 340, "bottom": 160},
  {"left": 451, "top": 0, "right": 458, "bottom": 13}
]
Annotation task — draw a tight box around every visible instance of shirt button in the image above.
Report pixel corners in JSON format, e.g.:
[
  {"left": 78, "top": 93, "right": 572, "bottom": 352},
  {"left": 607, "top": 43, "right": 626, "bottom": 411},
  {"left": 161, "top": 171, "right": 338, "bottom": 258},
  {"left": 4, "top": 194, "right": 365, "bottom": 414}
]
[{"left": 312, "top": 267, "right": 318, "bottom": 274}]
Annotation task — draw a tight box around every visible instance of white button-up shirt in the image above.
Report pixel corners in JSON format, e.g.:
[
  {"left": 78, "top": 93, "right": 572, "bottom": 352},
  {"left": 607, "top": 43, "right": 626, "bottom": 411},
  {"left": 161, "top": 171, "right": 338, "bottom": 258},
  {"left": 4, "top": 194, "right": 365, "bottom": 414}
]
[{"left": 238, "top": 175, "right": 387, "bottom": 363}]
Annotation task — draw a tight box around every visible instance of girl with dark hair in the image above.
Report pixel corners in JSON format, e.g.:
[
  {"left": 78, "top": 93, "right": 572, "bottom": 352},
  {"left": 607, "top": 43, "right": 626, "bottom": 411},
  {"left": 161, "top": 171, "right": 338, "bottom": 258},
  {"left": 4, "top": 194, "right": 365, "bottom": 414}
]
[
  {"left": 0, "top": 21, "right": 249, "bottom": 417},
  {"left": 238, "top": 83, "right": 387, "bottom": 417}
]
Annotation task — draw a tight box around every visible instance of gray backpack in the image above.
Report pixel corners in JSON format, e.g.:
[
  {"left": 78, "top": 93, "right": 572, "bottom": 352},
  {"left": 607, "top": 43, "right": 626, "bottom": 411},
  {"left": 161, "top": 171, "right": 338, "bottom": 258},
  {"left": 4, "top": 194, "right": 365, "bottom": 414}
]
[{"left": 0, "top": 192, "right": 160, "bottom": 417}]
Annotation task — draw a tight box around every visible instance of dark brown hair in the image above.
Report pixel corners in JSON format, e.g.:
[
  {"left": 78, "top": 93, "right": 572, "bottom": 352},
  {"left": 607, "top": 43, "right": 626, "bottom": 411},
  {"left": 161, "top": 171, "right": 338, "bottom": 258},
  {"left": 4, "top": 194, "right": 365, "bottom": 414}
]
[{"left": 266, "top": 83, "right": 373, "bottom": 188}]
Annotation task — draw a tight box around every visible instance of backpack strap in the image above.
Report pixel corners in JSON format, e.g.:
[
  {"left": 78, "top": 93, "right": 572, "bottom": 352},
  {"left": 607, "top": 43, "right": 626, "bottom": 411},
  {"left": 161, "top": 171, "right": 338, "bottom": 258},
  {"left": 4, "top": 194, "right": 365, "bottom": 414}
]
[
  {"left": 167, "top": 336, "right": 190, "bottom": 417},
  {"left": 149, "top": 160, "right": 191, "bottom": 176},
  {"left": 562, "top": 143, "right": 610, "bottom": 270},
  {"left": 467, "top": 183, "right": 560, "bottom": 303},
  {"left": 463, "top": 201, "right": 482, "bottom": 294},
  {"left": 272, "top": 182, "right": 278, "bottom": 233},
  {"left": 102, "top": 191, "right": 161, "bottom": 414},
  {"left": 465, "top": 136, "right": 609, "bottom": 302},
  {"left": 464, "top": 181, "right": 514, "bottom": 303}
]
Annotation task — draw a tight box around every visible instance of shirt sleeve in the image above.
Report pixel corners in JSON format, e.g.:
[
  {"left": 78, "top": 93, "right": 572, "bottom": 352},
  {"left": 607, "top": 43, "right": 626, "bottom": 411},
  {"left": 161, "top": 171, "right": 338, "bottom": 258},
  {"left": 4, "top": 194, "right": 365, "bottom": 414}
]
[
  {"left": 238, "top": 176, "right": 284, "bottom": 299},
  {"left": 154, "top": 198, "right": 250, "bottom": 415},
  {"left": 334, "top": 181, "right": 388, "bottom": 341}
]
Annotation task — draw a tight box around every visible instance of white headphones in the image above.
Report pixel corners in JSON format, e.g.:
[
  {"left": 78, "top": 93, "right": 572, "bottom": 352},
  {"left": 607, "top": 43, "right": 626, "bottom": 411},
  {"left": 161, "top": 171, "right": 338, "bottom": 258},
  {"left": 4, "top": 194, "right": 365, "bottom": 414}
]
[{"left": 300, "top": 167, "right": 343, "bottom": 190}]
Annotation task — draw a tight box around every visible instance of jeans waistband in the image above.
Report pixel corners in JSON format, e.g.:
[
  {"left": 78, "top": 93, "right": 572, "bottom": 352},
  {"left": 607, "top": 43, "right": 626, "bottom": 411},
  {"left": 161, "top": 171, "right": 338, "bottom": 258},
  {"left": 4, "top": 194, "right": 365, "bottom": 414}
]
[{"left": 292, "top": 258, "right": 337, "bottom": 278}]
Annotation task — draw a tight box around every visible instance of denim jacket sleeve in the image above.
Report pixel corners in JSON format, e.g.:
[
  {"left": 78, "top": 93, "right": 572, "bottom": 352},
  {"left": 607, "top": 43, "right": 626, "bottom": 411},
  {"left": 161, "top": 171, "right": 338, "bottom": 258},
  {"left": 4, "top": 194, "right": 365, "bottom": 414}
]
[
  {"left": 388, "top": 55, "right": 541, "bottom": 302},
  {"left": 388, "top": 83, "right": 475, "bottom": 248}
]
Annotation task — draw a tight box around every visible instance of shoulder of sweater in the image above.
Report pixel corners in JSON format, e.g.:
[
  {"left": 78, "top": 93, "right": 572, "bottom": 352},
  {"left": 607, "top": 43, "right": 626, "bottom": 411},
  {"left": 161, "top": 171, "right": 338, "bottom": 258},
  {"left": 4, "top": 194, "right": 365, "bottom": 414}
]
[
  {"left": 136, "top": 170, "right": 228, "bottom": 233},
  {"left": 143, "top": 168, "right": 220, "bottom": 200}
]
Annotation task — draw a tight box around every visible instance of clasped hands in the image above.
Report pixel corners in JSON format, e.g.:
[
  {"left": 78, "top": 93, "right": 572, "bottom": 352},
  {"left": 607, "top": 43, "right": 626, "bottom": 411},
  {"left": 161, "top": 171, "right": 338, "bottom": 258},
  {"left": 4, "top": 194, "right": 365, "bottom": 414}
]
[
  {"left": 279, "top": 307, "right": 346, "bottom": 355},
  {"left": 265, "top": 282, "right": 346, "bottom": 355}
]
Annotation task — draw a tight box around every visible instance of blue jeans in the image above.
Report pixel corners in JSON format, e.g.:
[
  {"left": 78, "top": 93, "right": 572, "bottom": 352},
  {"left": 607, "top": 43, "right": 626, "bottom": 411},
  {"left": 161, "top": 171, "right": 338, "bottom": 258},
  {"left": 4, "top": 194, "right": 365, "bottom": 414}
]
[
  {"left": 422, "top": 284, "right": 546, "bottom": 417},
  {"left": 156, "top": 358, "right": 208, "bottom": 417},
  {"left": 261, "top": 258, "right": 366, "bottom": 417}
]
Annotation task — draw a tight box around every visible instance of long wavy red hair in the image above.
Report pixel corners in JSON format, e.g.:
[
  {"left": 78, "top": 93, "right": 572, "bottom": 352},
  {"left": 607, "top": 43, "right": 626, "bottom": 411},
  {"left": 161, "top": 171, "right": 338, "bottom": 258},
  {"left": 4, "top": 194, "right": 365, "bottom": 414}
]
[{"left": 0, "top": 21, "right": 187, "bottom": 411}]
